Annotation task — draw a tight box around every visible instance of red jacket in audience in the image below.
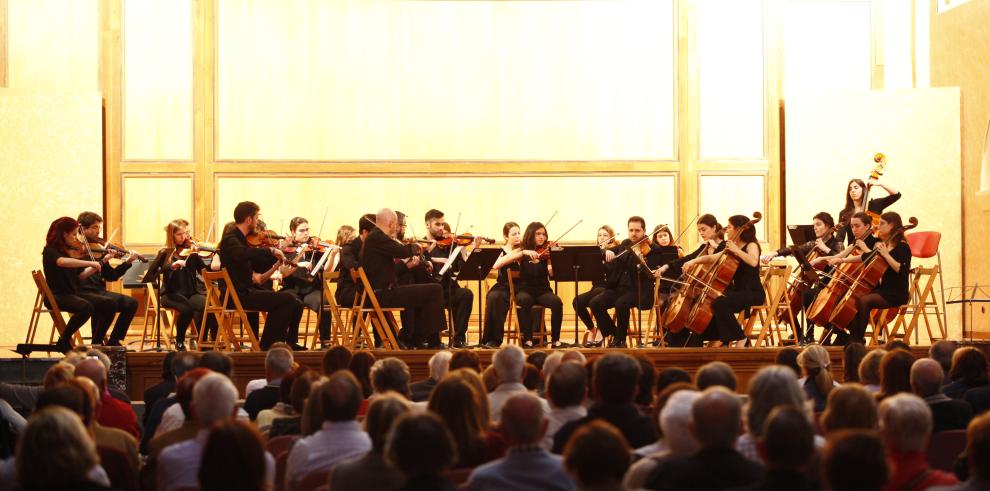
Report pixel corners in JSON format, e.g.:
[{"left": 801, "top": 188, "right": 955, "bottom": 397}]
[{"left": 98, "top": 390, "right": 140, "bottom": 439}]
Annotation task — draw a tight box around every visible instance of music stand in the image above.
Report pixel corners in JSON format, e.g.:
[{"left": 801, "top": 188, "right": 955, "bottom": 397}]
[
  {"left": 787, "top": 225, "right": 816, "bottom": 246},
  {"left": 141, "top": 248, "right": 174, "bottom": 352},
  {"left": 550, "top": 245, "right": 604, "bottom": 345},
  {"left": 455, "top": 248, "right": 502, "bottom": 346}
]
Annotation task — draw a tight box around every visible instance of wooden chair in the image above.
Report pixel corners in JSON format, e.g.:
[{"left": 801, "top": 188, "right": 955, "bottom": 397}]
[
  {"left": 25, "top": 270, "right": 84, "bottom": 349},
  {"left": 315, "top": 271, "right": 349, "bottom": 348},
  {"left": 197, "top": 269, "right": 262, "bottom": 351},
  {"left": 882, "top": 265, "right": 947, "bottom": 345},
  {"left": 351, "top": 267, "right": 402, "bottom": 350},
  {"left": 641, "top": 279, "right": 665, "bottom": 347},
  {"left": 139, "top": 283, "right": 178, "bottom": 351},
  {"left": 741, "top": 264, "right": 796, "bottom": 347},
  {"left": 505, "top": 270, "right": 547, "bottom": 346}
]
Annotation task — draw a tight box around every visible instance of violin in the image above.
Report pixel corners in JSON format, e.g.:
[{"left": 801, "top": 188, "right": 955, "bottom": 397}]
[
  {"left": 534, "top": 220, "right": 583, "bottom": 261},
  {"left": 436, "top": 233, "right": 496, "bottom": 248},
  {"left": 246, "top": 230, "right": 284, "bottom": 248},
  {"left": 177, "top": 238, "right": 217, "bottom": 259},
  {"left": 99, "top": 241, "right": 149, "bottom": 262}
]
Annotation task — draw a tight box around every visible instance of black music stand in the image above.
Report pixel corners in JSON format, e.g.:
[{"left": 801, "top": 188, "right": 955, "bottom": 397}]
[
  {"left": 550, "top": 246, "right": 604, "bottom": 345},
  {"left": 141, "top": 248, "right": 174, "bottom": 352},
  {"left": 787, "top": 225, "right": 816, "bottom": 246},
  {"left": 455, "top": 248, "right": 502, "bottom": 346}
]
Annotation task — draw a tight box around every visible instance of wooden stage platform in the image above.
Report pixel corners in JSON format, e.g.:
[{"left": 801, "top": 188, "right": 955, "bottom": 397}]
[{"left": 120, "top": 345, "right": 933, "bottom": 402}]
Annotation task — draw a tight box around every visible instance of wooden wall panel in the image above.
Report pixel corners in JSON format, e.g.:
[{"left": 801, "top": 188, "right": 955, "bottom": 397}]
[
  {"left": 122, "top": 175, "right": 194, "bottom": 245},
  {"left": 7, "top": 0, "right": 99, "bottom": 91},
  {"left": 122, "top": 0, "right": 194, "bottom": 161},
  {"left": 698, "top": 174, "right": 767, "bottom": 241}
]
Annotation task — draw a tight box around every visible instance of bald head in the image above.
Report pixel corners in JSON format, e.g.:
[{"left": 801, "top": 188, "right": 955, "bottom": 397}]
[
  {"left": 691, "top": 386, "right": 742, "bottom": 449},
  {"left": 499, "top": 393, "right": 547, "bottom": 446},
  {"left": 74, "top": 358, "right": 107, "bottom": 391},
  {"left": 376, "top": 208, "right": 397, "bottom": 227},
  {"left": 911, "top": 358, "right": 945, "bottom": 398}
]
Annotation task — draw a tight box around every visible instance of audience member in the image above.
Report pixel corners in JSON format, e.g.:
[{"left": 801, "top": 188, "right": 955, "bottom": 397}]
[
  {"left": 797, "top": 344, "right": 835, "bottom": 412},
  {"left": 735, "top": 406, "right": 816, "bottom": 491},
  {"left": 656, "top": 367, "right": 692, "bottom": 393},
  {"left": 489, "top": 346, "right": 548, "bottom": 422},
  {"left": 553, "top": 353, "right": 656, "bottom": 453},
  {"left": 370, "top": 357, "right": 412, "bottom": 402},
  {"left": 527, "top": 350, "right": 550, "bottom": 372},
  {"left": 446, "top": 369, "right": 494, "bottom": 429},
  {"left": 643, "top": 387, "right": 763, "bottom": 490},
  {"left": 943, "top": 348, "right": 988, "bottom": 399},
  {"left": 141, "top": 351, "right": 198, "bottom": 452},
  {"left": 199, "top": 420, "right": 268, "bottom": 491},
  {"left": 877, "top": 349, "right": 915, "bottom": 401},
  {"left": 523, "top": 363, "right": 543, "bottom": 392},
  {"left": 0, "top": 359, "right": 75, "bottom": 417},
  {"left": 350, "top": 351, "right": 378, "bottom": 399},
  {"left": 843, "top": 342, "right": 867, "bottom": 383},
  {"left": 142, "top": 351, "right": 177, "bottom": 428},
  {"left": 885, "top": 340, "right": 912, "bottom": 352},
  {"left": 640, "top": 382, "right": 698, "bottom": 456},
  {"left": 449, "top": 349, "right": 482, "bottom": 373},
  {"left": 198, "top": 351, "right": 233, "bottom": 377},
  {"left": 410, "top": 351, "right": 452, "bottom": 402},
  {"left": 774, "top": 347, "right": 801, "bottom": 378},
  {"left": 15, "top": 407, "right": 110, "bottom": 490},
  {"left": 481, "top": 365, "right": 499, "bottom": 393},
  {"left": 635, "top": 356, "right": 657, "bottom": 410},
  {"left": 930, "top": 413, "right": 990, "bottom": 491},
  {"left": 928, "top": 340, "right": 957, "bottom": 384},
  {"left": 563, "top": 420, "right": 629, "bottom": 491},
  {"left": 70, "top": 377, "right": 140, "bottom": 473},
  {"left": 147, "top": 368, "right": 211, "bottom": 461},
  {"left": 878, "top": 393, "right": 958, "bottom": 490},
  {"left": 284, "top": 371, "right": 371, "bottom": 491},
  {"left": 387, "top": 412, "right": 458, "bottom": 491},
  {"left": 542, "top": 362, "right": 588, "bottom": 450},
  {"left": 244, "top": 347, "right": 294, "bottom": 420},
  {"left": 822, "top": 429, "right": 888, "bottom": 491},
  {"left": 911, "top": 358, "right": 973, "bottom": 432},
  {"left": 256, "top": 366, "right": 307, "bottom": 431},
  {"left": 696, "top": 361, "right": 737, "bottom": 391},
  {"left": 860, "top": 349, "right": 887, "bottom": 393},
  {"left": 543, "top": 351, "right": 564, "bottom": 380},
  {"left": 329, "top": 394, "right": 410, "bottom": 491},
  {"left": 323, "top": 345, "right": 353, "bottom": 375},
  {"left": 561, "top": 349, "right": 587, "bottom": 365},
  {"left": 269, "top": 370, "right": 321, "bottom": 438},
  {"left": 737, "top": 365, "right": 808, "bottom": 462},
  {"left": 466, "top": 393, "right": 576, "bottom": 491},
  {"left": 821, "top": 384, "right": 879, "bottom": 434},
  {"left": 624, "top": 389, "right": 700, "bottom": 489},
  {"left": 74, "top": 358, "right": 139, "bottom": 439},
  {"left": 84, "top": 350, "right": 131, "bottom": 403},
  {"left": 428, "top": 375, "right": 506, "bottom": 468}
]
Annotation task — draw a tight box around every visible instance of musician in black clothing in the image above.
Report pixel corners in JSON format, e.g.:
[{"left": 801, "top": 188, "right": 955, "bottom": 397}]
[
  {"left": 280, "top": 217, "right": 336, "bottom": 345},
  {"left": 361, "top": 208, "right": 446, "bottom": 349},
  {"left": 217, "top": 201, "right": 304, "bottom": 350},
  {"left": 422, "top": 209, "right": 477, "bottom": 349},
  {"left": 481, "top": 222, "right": 523, "bottom": 348},
  {"left": 42, "top": 217, "right": 117, "bottom": 353},
  {"left": 573, "top": 225, "right": 619, "bottom": 347},
  {"left": 160, "top": 218, "right": 219, "bottom": 350},
  {"left": 335, "top": 213, "right": 376, "bottom": 309},
  {"left": 836, "top": 178, "right": 900, "bottom": 244},
  {"left": 77, "top": 211, "right": 140, "bottom": 346}
]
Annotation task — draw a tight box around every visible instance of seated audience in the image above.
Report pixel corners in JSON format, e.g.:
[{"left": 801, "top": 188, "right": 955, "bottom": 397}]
[
  {"left": 84, "top": 350, "right": 131, "bottom": 403},
  {"left": 635, "top": 356, "right": 658, "bottom": 412},
  {"left": 141, "top": 351, "right": 199, "bottom": 453},
  {"left": 199, "top": 420, "right": 268, "bottom": 491},
  {"left": 563, "top": 420, "right": 629, "bottom": 491},
  {"left": 737, "top": 365, "right": 808, "bottom": 463},
  {"left": 639, "top": 382, "right": 698, "bottom": 457},
  {"left": 930, "top": 413, "right": 990, "bottom": 491},
  {"left": 523, "top": 363, "right": 543, "bottom": 392},
  {"left": 70, "top": 377, "right": 140, "bottom": 475},
  {"left": 198, "top": 351, "right": 233, "bottom": 377},
  {"left": 387, "top": 412, "right": 459, "bottom": 491},
  {"left": 774, "top": 347, "right": 801, "bottom": 378},
  {"left": 695, "top": 361, "right": 737, "bottom": 391},
  {"left": 821, "top": 384, "right": 879, "bottom": 434},
  {"left": 542, "top": 362, "right": 588, "bottom": 451},
  {"left": 822, "top": 429, "right": 888, "bottom": 491},
  {"left": 843, "top": 342, "right": 867, "bottom": 383},
  {"left": 643, "top": 386, "right": 763, "bottom": 490},
  {"left": 797, "top": 344, "right": 835, "bottom": 412},
  {"left": 147, "top": 368, "right": 211, "bottom": 461},
  {"left": 256, "top": 366, "right": 308, "bottom": 431},
  {"left": 15, "top": 407, "right": 111, "bottom": 490},
  {"left": 561, "top": 349, "right": 587, "bottom": 365},
  {"left": 449, "top": 349, "right": 482, "bottom": 373},
  {"left": 285, "top": 371, "right": 371, "bottom": 491},
  {"left": 860, "top": 349, "right": 888, "bottom": 393},
  {"left": 928, "top": 340, "right": 957, "bottom": 384},
  {"left": 350, "top": 350, "right": 378, "bottom": 398},
  {"left": 553, "top": 353, "right": 656, "bottom": 453},
  {"left": 911, "top": 358, "right": 973, "bottom": 432},
  {"left": 878, "top": 393, "right": 958, "bottom": 490},
  {"left": 323, "top": 345, "right": 353, "bottom": 375},
  {"left": 466, "top": 393, "right": 576, "bottom": 491},
  {"left": 267, "top": 369, "right": 321, "bottom": 438},
  {"left": 542, "top": 351, "right": 564, "bottom": 380},
  {"left": 428, "top": 375, "right": 506, "bottom": 468},
  {"left": 735, "top": 406, "right": 817, "bottom": 491},
  {"left": 624, "top": 388, "right": 700, "bottom": 489},
  {"left": 943, "top": 348, "right": 988, "bottom": 399},
  {"left": 142, "top": 351, "right": 177, "bottom": 429},
  {"left": 370, "top": 357, "right": 412, "bottom": 403},
  {"left": 489, "top": 346, "right": 548, "bottom": 422},
  {"left": 74, "top": 358, "right": 139, "bottom": 439},
  {"left": 329, "top": 394, "right": 410, "bottom": 491},
  {"left": 410, "top": 351, "right": 452, "bottom": 402},
  {"left": 656, "top": 367, "right": 692, "bottom": 392},
  {"left": 877, "top": 349, "right": 916, "bottom": 402},
  {"left": 527, "top": 351, "right": 550, "bottom": 373},
  {"left": 244, "top": 347, "right": 294, "bottom": 420}
]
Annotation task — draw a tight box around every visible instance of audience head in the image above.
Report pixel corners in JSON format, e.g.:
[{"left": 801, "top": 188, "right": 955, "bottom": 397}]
[
  {"left": 449, "top": 349, "right": 482, "bottom": 373},
  {"left": 42, "top": 362, "right": 75, "bottom": 389},
  {"left": 910, "top": 358, "right": 945, "bottom": 398},
  {"left": 349, "top": 350, "right": 377, "bottom": 398},
  {"left": 928, "top": 340, "right": 957, "bottom": 379},
  {"left": 445, "top": 368, "right": 492, "bottom": 427},
  {"left": 526, "top": 350, "right": 549, "bottom": 371},
  {"left": 843, "top": 342, "right": 867, "bottom": 382},
  {"left": 289, "top": 370, "right": 321, "bottom": 415},
  {"left": 199, "top": 420, "right": 266, "bottom": 491},
  {"left": 745, "top": 365, "right": 805, "bottom": 438},
  {"left": 659, "top": 389, "right": 701, "bottom": 455},
  {"left": 798, "top": 344, "right": 834, "bottom": 400},
  {"left": 821, "top": 383, "right": 878, "bottom": 433},
  {"left": 878, "top": 349, "right": 915, "bottom": 399},
  {"left": 634, "top": 356, "right": 657, "bottom": 407},
  {"left": 499, "top": 392, "right": 548, "bottom": 446},
  {"left": 522, "top": 363, "right": 542, "bottom": 391},
  {"left": 561, "top": 349, "right": 587, "bottom": 365},
  {"left": 365, "top": 393, "right": 411, "bottom": 453},
  {"left": 878, "top": 393, "right": 933, "bottom": 454},
  {"left": 278, "top": 366, "right": 308, "bottom": 405},
  {"left": 35, "top": 383, "right": 89, "bottom": 426},
  {"left": 84, "top": 349, "right": 111, "bottom": 373},
  {"left": 542, "top": 351, "right": 564, "bottom": 379},
  {"left": 967, "top": 412, "right": 990, "bottom": 481},
  {"left": 300, "top": 378, "right": 328, "bottom": 436},
  {"left": 656, "top": 367, "right": 692, "bottom": 393},
  {"left": 822, "top": 430, "right": 888, "bottom": 491},
  {"left": 264, "top": 347, "right": 294, "bottom": 381},
  {"left": 171, "top": 350, "right": 200, "bottom": 379},
  {"left": 884, "top": 340, "right": 911, "bottom": 352},
  {"left": 386, "top": 412, "right": 457, "bottom": 478},
  {"left": 775, "top": 347, "right": 802, "bottom": 377},
  {"left": 690, "top": 386, "right": 743, "bottom": 449},
  {"left": 370, "top": 357, "right": 410, "bottom": 398},
  {"left": 563, "top": 421, "right": 631, "bottom": 489},
  {"left": 859, "top": 349, "right": 887, "bottom": 387},
  {"left": 69, "top": 377, "right": 100, "bottom": 425},
  {"left": 199, "top": 351, "right": 233, "bottom": 377},
  {"left": 481, "top": 365, "right": 499, "bottom": 393},
  {"left": 192, "top": 372, "right": 238, "bottom": 428},
  {"left": 160, "top": 351, "right": 177, "bottom": 379},
  {"left": 759, "top": 406, "right": 815, "bottom": 470},
  {"left": 73, "top": 358, "right": 107, "bottom": 392},
  {"left": 176, "top": 367, "right": 212, "bottom": 419},
  {"left": 428, "top": 375, "right": 487, "bottom": 465},
  {"left": 594, "top": 353, "right": 641, "bottom": 404},
  {"left": 16, "top": 407, "right": 99, "bottom": 490},
  {"left": 321, "top": 371, "right": 363, "bottom": 423},
  {"left": 695, "top": 361, "right": 737, "bottom": 391},
  {"left": 546, "top": 361, "right": 587, "bottom": 409},
  {"left": 427, "top": 350, "right": 452, "bottom": 381},
  {"left": 493, "top": 345, "right": 526, "bottom": 384},
  {"left": 950, "top": 347, "right": 989, "bottom": 386},
  {"left": 322, "top": 345, "right": 353, "bottom": 375}
]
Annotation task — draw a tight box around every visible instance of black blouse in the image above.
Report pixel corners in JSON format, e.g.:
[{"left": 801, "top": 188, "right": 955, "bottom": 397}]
[
  {"left": 42, "top": 246, "right": 80, "bottom": 295},
  {"left": 837, "top": 192, "right": 902, "bottom": 244},
  {"left": 867, "top": 241, "right": 912, "bottom": 306},
  {"left": 162, "top": 253, "right": 208, "bottom": 297},
  {"left": 518, "top": 257, "right": 552, "bottom": 294}
]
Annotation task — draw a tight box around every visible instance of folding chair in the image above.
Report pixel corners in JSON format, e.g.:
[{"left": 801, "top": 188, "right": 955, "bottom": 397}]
[
  {"left": 741, "top": 264, "right": 796, "bottom": 347},
  {"left": 139, "top": 283, "right": 177, "bottom": 351},
  {"left": 25, "top": 270, "right": 84, "bottom": 349},
  {"left": 641, "top": 280, "right": 665, "bottom": 347},
  {"left": 352, "top": 267, "right": 403, "bottom": 350},
  {"left": 309, "top": 271, "right": 349, "bottom": 349},
  {"left": 505, "top": 270, "right": 547, "bottom": 346},
  {"left": 197, "top": 270, "right": 262, "bottom": 351}
]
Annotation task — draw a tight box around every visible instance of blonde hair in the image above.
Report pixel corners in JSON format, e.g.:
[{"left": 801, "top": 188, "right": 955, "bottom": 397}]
[
  {"left": 43, "top": 362, "right": 75, "bottom": 389},
  {"left": 17, "top": 407, "right": 98, "bottom": 489},
  {"left": 335, "top": 225, "right": 356, "bottom": 246},
  {"left": 165, "top": 218, "right": 191, "bottom": 249},
  {"left": 798, "top": 344, "right": 834, "bottom": 401}
]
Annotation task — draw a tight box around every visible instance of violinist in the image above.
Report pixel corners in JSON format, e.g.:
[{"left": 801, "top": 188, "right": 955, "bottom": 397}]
[
  {"left": 678, "top": 215, "right": 764, "bottom": 347},
  {"left": 423, "top": 209, "right": 478, "bottom": 349},
  {"left": 518, "top": 221, "right": 566, "bottom": 348},
  {"left": 833, "top": 211, "right": 912, "bottom": 345},
  {"left": 335, "top": 214, "right": 376, "bottom": 310},
  {"left": 217, "top": 202, "right": 304, "bottom": 350},
  {"left": 331, "top": 225, "right": 355, "bottom": 273},
  {"left": 42, "top": 217, "right": 117, "bottom": 352},
  {"left": 360, "top": 208, "right": 446, "bottom": 349},
  {"left": 76, "top": 211, "right": 140, "bottom": 346},
  {"left": 589, "top": 216, "right": 660, "bottom": 348},
  {"left": 836, "top": 177, "right": 900, "bottom": 244},
  {"left": 395, "top": 211, "right": 433, "bottom": 286},
  {"left": 573, "top": 225, "right": 618, "bottom": 347},
  {"left": 480, "top": 222, "right": 523, "bottom": 348},
  {"left": 280, "top": 217, "right": 334, "bottom": 346},
  {"left": 161, "top": 219, "right": 219, "bottom": 350}
]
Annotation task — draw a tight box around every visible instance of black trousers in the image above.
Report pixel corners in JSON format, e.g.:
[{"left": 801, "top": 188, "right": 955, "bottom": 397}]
[
  {"left": 704, "top": 288, "right": 765, "bottom": 344},
  {"left": 847, "top": 292, "right": 892, "bottom": 344},
  {"left": 292, "top": 289, "right": 332, "bottom": 341},
  {"left": 590, "top": 287, "right": 651, "bottom": 342},
  {"left": 50, "top": 292, "right": 116, "bottom": 349},
  {"left": 516, "top": 289, "right": 563, "bottom": 343},
  {"left": 483, "top": 286, "right": 510, "bottom": 345},
  {"left": 573, "top": 286, "right": 605, "bottom": 331},
  {"left": 161, "top": 292, "right": 217, "bottom": 344},
  {"left": 237, "top": 289, "right": 304, "bottom": 349},
  {"left": 82, "top": 289, "right": 138, "bottom": 345},
  {"left": 377, "top": 283, "right": 445, "bottom": 346},
  {"left": 443, "top": 283, "right": 473, "bottom": 343}
]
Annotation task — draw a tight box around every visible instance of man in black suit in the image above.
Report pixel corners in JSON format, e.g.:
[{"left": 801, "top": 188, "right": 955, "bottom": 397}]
[
  {"left": 360, "top": 208, "right": 446, "bottom": 348},
  {"left": 244, "top": 347, "right": 294, "bottom": 420},
  {"left": 336, "top": 213, "right": 376, "bottom": 309},
  {"left": 912, "top": 358, "right": 973, "bottom": 432},
  {"left": 643, "top": 386, "right": 763, "bottom": 490}
]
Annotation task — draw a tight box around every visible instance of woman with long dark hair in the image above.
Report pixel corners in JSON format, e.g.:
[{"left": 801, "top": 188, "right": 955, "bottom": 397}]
[
  {"left": 573, "top": 225, "right": 619, "bottom": 347},
  {"left": 517, "top": 221, "right": 565, "bottom": 348},
  {"left": 836, "top": 178, "right": 900, "bottom": 244},
  {"left": 480, "top": 222, "right": 524, "bottom": 348}
]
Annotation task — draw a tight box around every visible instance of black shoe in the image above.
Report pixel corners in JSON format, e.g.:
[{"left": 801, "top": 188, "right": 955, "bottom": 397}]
[
  {"left": 551, "top": 341, "right": 572, "bottom": 349},
  {"left": 426, "top": 342, "right": 446, "bottom": 350},
  {"left": 451, "top": 340, "right": 467, "bottom": 349},
  {"left": 55, "top": 338, "right": 71, "bottom": 354},
  {"left": 481, "top": 341, "right": 501, "bottom": 349},
  {"left": 584, "top": 339, "right": 604, "bottom": 348},
  {"left": 289, "top": 343, "right": 308, "bottom": 351},
  {"left": 174, "top": 342, "right": 186, "bottom": 351},
  {"left": 608, "top": 339, "right": 627, "bottom": 348}
]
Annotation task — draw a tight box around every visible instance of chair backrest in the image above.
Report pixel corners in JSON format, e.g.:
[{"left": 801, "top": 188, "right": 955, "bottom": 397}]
[
  {"left": 356, "top": 267, "right": 400, "bottom": 349},
  {"left": 927, "top": 429, "right": 968, "bottom": 472},
  {"left": 444, "top": 467, "right": 474, "bottom": 486},
  {"left": 32, "top": 270, "right": 65, "bottom": 321},
  {"left": 297, "top": 469, "right": 331, "bottom": 491},
  {"left": 906, "top": 231, "right": 941, "bottom": 259},
  {"left": 265, "top": 434, "right": 299, "bottom": 457},
  {"left": 275, "top": 450, "right": 290, "bottom": 491},
  {"left": 200, "top": 269, "right": 260, "bottom": 351}
]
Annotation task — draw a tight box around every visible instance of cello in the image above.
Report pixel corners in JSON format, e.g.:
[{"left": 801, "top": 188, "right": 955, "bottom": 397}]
[{"left": 777, "top": 224, "right": 840, "bottom": 324}]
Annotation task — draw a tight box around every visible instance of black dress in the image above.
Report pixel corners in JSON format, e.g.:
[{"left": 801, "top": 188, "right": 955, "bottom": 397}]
[{"left": 704, "top": 242, "right": 766, "bottom": 344}]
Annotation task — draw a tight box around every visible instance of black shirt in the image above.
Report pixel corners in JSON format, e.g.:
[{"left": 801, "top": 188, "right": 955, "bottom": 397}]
[
  {"left": 335, "top": 237, "right": 362, "bottom": 294},
  {"left": 837, "top": 192, "right": 902, "bottom": 244},
  {"left": 42, "top": 246, "right": 80, "bottom": 295},
  {"left": 79, "top": 259, "right": 131, "bottom": 293},
  {"left": 518, "top": 257, "right": 552, "bottom": 294},
  {"left": 217, "top": 228, "right": 278, "bottom": 296},
  {"left": 668, "top": 241, "right": 726, "bottom": 278},
  {"left": 865, "top": 240, "right": 912, "bottom": 305},
  {"left": 360, "top": 228, "right": 415, "bottom": 291},
  {"left": 552, "top": 402, "right": 657, "bottom": 454},
  {"left": 280, "top": 249, "right": 322, "bottom": 297},
  {"left": 493, "top": 249, "right": 520, "bottom": 290},
  {"left": 162, "top": 253, "right": 207, "bottom": 297},
  {"left": 775, "top": 235, "right": 842, "bottom": 259}
]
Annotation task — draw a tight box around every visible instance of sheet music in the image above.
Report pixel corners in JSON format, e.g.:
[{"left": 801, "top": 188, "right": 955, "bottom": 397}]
[
  {"left": 310, "top": 249, "right": 331, "bottom": 277},
  {"left": 438, "top": 245, "right": 464, "bottom": 277}
]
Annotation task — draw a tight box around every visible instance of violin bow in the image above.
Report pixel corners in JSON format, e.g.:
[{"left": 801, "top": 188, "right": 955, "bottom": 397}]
[
  {"left": 204, "top": 212, "right": 217, "bottom": 243},
  {"left": 543, "top": 210, "right": 558, "bottom": 228},
  {"left": 550, "top": 219, "right": 583, "bottom": 245},
  {"left": 673, "top": 214, "right": 700, "bottom": 246},
  {"left": 316, "top": 205, "right": 329, "bottom": 239},
  {"left": 451, "top": 212, "right": 462, "bottom": 236}
]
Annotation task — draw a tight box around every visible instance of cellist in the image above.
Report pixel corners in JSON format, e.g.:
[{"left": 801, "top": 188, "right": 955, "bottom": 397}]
[
  {"left": 832, "top": 211, "right": 912, "bottom": 344},
  {"left": 672, "top": 214, "right": 764, "bottom": 347},
  {"left": 657, "top": 214, "right": 724, "bottom": 347}
]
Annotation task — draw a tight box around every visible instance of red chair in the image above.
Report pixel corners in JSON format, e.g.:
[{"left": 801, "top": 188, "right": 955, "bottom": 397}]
[
  {"left": 927, "top": 429, "right": 967, "bottom": 472},
  {"left": 265, "top": 434, "right": 300, "bottom": 458},
  {"left": 902, "top": 231, "right": 949, "bottom": 341},
  {"left": 297, "top": 469, "right": 331, "bottom": 491},
  {"left": 275, "top": 451, "right": 290, "bottom": 491}
]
